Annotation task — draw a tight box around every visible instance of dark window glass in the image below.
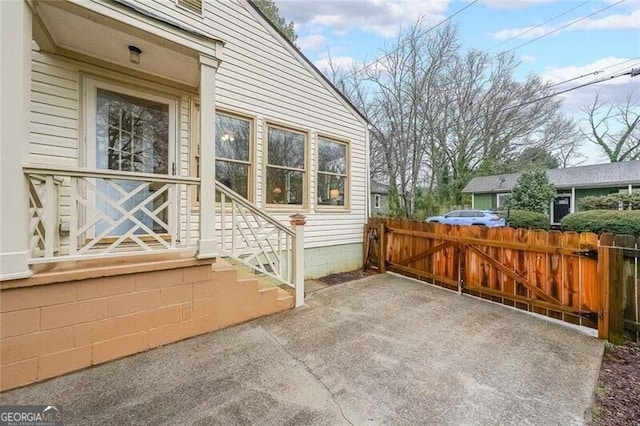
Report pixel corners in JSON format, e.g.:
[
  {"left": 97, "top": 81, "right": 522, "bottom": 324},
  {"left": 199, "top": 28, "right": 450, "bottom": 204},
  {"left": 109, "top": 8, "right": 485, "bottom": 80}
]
[
  {"left": 266, "top": 126, "right": 306, "bottom": 205},
  {"left": 215, "top": 113, "right": 251, "bottom": 199},
  {"left": 317, "top": 138, "right": 348, "bottom": 207}
]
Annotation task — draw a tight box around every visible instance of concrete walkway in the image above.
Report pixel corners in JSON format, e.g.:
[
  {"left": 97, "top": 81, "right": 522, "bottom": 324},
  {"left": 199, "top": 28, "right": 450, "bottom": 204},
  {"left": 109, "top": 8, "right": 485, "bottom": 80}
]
[{"left": 0, "top": 274, "right": 603, "bottom": 425}]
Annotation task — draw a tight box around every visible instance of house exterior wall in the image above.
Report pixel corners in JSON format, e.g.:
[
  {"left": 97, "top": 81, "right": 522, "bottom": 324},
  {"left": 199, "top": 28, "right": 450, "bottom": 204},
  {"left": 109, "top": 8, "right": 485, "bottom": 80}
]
[
  {"left": 26, "top": 0, "right": 368, "bottom": 276},
  {"left": 473, "top": 193, "right": 494, "bottom": 210},
  {"left": 0, "top": 260, "right": 293, "bottom": 391},
  {"left": 141, "top": 0, "right": 368, "bottom": 249},
  {"left": 370, "top": 193, "right": 389, "bottom": 216},
  {"left": 574, "top": 187, "right": 625, "bottom": 208}
]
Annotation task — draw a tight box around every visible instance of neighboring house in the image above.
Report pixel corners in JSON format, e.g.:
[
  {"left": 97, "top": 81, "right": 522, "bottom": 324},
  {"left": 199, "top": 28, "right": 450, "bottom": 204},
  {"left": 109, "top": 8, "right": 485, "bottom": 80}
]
[
  {"left": 371, "top": 181, "right": 390, "bottom": 215},
  {"left": 463, "top": 161, "right": 640, "bottom": 224},
  {"left": 0, "top": 0, "right": 368, "bottom": 390}
]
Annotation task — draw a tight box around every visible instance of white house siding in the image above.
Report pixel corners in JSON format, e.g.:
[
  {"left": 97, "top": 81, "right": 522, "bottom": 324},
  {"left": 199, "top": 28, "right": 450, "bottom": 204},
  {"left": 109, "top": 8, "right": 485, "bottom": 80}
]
[
  {"left": 135, "top": 0, "right": 369, "bottom": 250},
  {"left": 27, "top": 0, "right": 367, "bottom": 272},
  {"left": 29, "top": 49, "right": 198, "bottom": 255}
]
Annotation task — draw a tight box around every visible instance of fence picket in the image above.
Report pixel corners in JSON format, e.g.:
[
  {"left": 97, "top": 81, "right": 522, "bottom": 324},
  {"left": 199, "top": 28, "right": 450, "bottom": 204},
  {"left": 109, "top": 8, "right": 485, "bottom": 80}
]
[{"left": 366, "top": 218, "right": 639, "bottom": 341}]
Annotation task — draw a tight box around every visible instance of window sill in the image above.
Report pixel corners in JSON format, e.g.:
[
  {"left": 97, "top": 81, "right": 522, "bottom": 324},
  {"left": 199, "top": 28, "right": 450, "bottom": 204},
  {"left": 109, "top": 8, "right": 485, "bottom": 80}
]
[{"left": 315, "top": 207, "right": 351, "bottom": 214}]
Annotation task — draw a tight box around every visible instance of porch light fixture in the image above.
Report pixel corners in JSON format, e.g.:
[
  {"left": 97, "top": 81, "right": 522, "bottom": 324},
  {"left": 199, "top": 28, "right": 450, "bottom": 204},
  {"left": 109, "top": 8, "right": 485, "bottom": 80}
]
[{"left": 128, "top": 45, "right": 142, "bottom": 64}]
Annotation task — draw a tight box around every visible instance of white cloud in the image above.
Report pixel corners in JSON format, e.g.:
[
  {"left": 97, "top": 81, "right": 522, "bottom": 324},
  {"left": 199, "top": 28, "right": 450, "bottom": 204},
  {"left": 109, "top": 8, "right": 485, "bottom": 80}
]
[
  {"left": 313, "top": 56, "right": 359, "bottom": 73},
  {"left": 479, "top": 0, "right": 560, "bottom": 9},
  {"left": 520, "top": 54, "right": 537, "bottom": 64},
  {"left": 543, "top": 57, "right": 639, "bottom": 113},
  {"left": 277, "top": 0, "right": 450, "bottom": 38},
  {"left": 297, "top": 33, "right": 327, "bottom": 52},
  {"left": 490, "top": 8, "right": 640, "bottom": 40}
]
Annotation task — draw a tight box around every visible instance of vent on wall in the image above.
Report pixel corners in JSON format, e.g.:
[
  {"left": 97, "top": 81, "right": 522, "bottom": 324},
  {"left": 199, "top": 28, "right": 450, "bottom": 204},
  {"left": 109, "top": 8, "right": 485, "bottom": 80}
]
[{"left": 177, "top": 0, "right": 202, "bottom": 14}]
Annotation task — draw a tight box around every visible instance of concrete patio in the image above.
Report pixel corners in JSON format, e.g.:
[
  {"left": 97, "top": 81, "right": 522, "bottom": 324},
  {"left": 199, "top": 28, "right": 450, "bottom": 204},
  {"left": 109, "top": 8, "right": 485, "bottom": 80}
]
[{"left": 0, "top": 273, "right": 603, "bottom": 425}]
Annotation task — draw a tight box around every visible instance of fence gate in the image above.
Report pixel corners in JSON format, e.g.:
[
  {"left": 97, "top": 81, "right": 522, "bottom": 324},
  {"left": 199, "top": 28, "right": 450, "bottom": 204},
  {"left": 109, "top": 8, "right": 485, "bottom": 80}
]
[{"left": 367, "top": 218, "right": 630, "bottom": 342}]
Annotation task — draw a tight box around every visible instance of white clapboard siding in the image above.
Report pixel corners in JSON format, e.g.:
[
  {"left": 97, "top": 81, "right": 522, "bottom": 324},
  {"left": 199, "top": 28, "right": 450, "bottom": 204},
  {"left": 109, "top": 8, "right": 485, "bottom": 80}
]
[{"left": 28, "top": 0, "right": 368, "bottom": 253}]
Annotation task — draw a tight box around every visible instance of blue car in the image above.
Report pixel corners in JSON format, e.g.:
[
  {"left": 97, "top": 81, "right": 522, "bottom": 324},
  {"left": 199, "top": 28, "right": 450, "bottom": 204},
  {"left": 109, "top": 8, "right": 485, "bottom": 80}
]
[{"left": 426, "top": 210, "right": 506, "bottom": 227}]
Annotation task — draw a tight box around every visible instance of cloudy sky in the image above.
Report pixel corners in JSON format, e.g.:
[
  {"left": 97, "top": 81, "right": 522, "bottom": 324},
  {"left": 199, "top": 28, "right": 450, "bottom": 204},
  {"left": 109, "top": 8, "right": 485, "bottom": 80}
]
[{"left": 276, "top": 0, "right": 640, "bottom": 163}]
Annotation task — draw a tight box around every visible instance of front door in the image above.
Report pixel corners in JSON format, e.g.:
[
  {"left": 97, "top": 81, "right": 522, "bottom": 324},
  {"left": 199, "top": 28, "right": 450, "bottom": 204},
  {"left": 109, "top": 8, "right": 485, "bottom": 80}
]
[
  {"left": 86, "top": 79, "right": 177, "bottom": 238},
  {"left": 553, "top": 195, "right": 571, "bottom": 224}
]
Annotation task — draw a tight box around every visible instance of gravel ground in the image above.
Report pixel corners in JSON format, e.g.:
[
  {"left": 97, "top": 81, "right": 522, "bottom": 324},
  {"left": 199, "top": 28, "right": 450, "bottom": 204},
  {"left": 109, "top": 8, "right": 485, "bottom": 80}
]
[{"left": 589, "top": 341, "right": 640, "bottom": 425}]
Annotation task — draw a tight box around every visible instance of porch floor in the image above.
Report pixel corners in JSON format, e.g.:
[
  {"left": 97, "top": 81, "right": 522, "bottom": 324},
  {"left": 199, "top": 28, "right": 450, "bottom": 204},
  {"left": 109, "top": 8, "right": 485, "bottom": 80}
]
[{"left": 0, "top": 274, "right": 603, "bottom": 425}]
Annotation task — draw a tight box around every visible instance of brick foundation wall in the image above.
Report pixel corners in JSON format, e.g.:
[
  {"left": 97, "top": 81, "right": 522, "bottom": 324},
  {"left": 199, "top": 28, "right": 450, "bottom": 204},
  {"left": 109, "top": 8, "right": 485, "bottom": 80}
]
[{"left": 0, "top": 260, "right": 293, "bottom": 391}]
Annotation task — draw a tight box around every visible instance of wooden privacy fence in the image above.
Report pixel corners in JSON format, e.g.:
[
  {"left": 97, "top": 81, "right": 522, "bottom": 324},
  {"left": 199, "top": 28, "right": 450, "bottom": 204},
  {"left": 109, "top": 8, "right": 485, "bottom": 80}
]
[{"left": 364, "top": 218, "right": 640, "bottom": 343}]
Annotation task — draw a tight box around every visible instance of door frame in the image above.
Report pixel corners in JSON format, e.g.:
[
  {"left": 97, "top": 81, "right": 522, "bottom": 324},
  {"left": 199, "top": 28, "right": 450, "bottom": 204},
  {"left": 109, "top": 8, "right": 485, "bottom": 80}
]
[
  {"left": 82, "top": 76, "right": 180, "bottom": 240},
  {"left": 551, "top": 193, "right": 572, "bottom": 225}
]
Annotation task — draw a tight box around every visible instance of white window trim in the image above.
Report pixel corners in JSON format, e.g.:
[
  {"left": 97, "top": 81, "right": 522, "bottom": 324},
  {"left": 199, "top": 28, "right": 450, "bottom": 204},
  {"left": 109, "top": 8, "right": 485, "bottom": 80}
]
[
  {"left": 263, "top": 123, "right": 309, "bottom": 211},
  {"left": 84, "top": 77, "right": 178, "bottom": 172},
  {"left": 496, "top": 193, "right": 510, "bottom": 209},
  {"left": 315, "top": 136, "right": 350, "bottom": 211},
  {"left": 215, "top": 110, "right": 254, "bottom": 201},
  {"left": 82, "top": 76, "right": 179, "bottom": 239}
]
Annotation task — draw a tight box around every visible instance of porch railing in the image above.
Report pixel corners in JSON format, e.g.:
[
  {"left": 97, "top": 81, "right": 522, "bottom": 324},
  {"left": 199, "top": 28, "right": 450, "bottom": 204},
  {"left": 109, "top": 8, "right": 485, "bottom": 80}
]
[
  {"left": 24, "top": 164, "right": 200, "bottom": 263},
  {"left": 216, "top": 182, "right": 298, "bottom": 289}
]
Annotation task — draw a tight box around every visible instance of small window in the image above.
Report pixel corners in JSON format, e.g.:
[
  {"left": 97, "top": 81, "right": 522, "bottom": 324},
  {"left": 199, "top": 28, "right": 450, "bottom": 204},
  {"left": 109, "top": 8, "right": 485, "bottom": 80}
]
[
  {"left": 460, "top": 211, "right": 476, "bottom": 218},
  {"left": 445, "top": 211, "right": 460, "bottom": 218},
  {"left": 216, "top": 112, "right": 252, "bottom": 199},
  {"left": 177, "top": 0, "right": 202, "bottom": 14},
  {"left": 317, "top": 138, "right": 348, "bottom": 208},
  {"left": 496, "top": 193, "right": 510, "bottom": 209},
  {"left": 265, "top": 125, "right": 307, "bottom": 207},
  {"left": 374, "top": 194, "right": 381, "bottom": 209}
]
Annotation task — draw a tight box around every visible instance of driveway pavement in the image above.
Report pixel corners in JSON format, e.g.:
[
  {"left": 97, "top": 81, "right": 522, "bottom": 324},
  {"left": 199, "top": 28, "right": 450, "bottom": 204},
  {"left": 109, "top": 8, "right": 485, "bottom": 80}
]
[{"left": 0, "top": 274, "right": 603, "bottom": 425}]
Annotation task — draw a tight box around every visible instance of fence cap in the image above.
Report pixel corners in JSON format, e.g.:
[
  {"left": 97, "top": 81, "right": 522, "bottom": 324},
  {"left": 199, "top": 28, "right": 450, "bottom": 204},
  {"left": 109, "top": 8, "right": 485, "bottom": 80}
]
[{"left": 289, "top": 213, "right": 306, "bottom": 226}]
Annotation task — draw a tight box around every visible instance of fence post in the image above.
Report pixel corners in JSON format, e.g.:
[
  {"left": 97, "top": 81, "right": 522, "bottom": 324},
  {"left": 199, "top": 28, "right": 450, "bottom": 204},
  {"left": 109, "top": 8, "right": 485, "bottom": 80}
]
[
  {"left": 290, "top": 214, "right": 306, "bottom": 308},
  {"left": 378, "top": 222, "right": 386, "bottom": 273},
  {"left": 598, "top": 246, "right": 624, "bottom": 343},
  {"left": 363, "top": 222, "right": 369, "bottom": 271}
]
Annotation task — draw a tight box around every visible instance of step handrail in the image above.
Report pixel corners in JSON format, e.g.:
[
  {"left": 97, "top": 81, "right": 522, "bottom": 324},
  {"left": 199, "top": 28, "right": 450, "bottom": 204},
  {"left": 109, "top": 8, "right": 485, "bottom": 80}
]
[{"left": 215, "top": 181, "right": 295, "bottom": 237}]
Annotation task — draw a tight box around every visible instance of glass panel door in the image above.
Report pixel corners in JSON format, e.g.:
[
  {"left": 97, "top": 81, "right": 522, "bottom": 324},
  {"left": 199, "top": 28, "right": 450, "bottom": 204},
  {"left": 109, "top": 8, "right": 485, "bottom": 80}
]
[{"left": 92, "top": 86, "right": 173, "bottom": 238}]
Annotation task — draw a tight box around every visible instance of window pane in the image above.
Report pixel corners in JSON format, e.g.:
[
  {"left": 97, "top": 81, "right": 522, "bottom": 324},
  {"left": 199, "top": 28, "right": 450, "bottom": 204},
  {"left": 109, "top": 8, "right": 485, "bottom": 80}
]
[
  {"left": 216, "top": 160, "right": 248, "bottom": 198},
  {"left": 266, "top": 167, "right": 303, "bottom": 205},
  {"left": 268, "top": 127, "right": 305, "bottom": 169},
  {"left": 317, "top": 174, "right": 346, "bottom": 206},
  {"left": 96, "top": 88, "right": 169, "bottom": 174},
  {"left": 318, "top": 139, "right": 346, "bottom": 174},
  {"left": 216, "top": 114, "right": 250, "bottom": 161}
]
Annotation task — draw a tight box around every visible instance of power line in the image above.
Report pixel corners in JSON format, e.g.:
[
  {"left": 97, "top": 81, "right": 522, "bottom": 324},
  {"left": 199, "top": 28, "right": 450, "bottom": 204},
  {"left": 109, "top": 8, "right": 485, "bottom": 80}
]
[
  {"left": 494, "top": 0, "right": 627, "bottom": 59},
  {"left": 348, "top": 0, "right": 479, "bottom": 77},
  {"left": 487, "top": 0, "right": 591, "bottom": 52},
  {"left": 444, "top": 67, "right": 638, "bottom": 131},
  {"left": 547, "top": 57, "right": 640, "bottom": 88}
]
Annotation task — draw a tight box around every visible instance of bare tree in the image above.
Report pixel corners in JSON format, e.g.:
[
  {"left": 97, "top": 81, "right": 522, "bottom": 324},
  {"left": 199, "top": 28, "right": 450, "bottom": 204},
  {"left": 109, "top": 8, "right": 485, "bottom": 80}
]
[
  {"left": 581, "top": 91, "right": 640, "bottom": 162},
  {"left": 436, "top": 51, "right": 568, "bottom": 203},
  {"left": 320, "top": 18, "right": 579, "bottom": 216}
]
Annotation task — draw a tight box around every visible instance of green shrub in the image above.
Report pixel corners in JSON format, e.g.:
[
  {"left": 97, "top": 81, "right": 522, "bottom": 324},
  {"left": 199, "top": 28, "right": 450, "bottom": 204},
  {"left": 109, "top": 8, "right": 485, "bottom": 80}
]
[
  {"left": 498, "top": 209, "right": 550, "bottom": 230},
  {"left": 561, "top": 210, "right": 640, "bottom": 236},
  {"left": 577, "top": 193, "right": 640, "bottom": 211},
  {"left": 509, "top": 169, "right": 556, "bottom": 214}
]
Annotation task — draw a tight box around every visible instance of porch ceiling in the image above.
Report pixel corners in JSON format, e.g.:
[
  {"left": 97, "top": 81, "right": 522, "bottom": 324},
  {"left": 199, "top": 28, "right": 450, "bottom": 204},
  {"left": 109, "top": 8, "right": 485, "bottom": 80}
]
[{"left": 32, "top": 1, "right": 214, "bottom": 87}]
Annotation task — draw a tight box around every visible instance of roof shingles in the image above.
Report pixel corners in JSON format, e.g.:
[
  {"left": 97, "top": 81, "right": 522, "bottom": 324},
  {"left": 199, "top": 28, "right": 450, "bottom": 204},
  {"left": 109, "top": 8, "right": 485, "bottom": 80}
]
[{"left": 463, "top": 160, "right": 640, "bottom": 193}]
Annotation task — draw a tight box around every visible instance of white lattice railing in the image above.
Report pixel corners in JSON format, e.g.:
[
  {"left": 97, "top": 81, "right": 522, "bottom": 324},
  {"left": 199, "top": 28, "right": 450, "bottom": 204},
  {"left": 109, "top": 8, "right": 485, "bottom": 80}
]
[
  {"left": 28, "top": 173, "right": 62, "bottom": 258},
  {"left": 216, "top": 183, "right": 298, "bottom": 288},
  {"left": 24, "top": 164, "right": 200, "bottom": 263}
]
